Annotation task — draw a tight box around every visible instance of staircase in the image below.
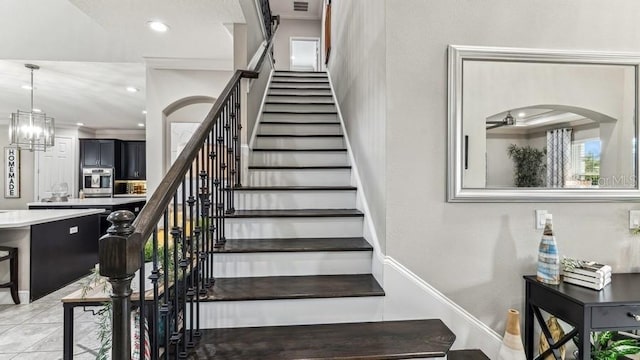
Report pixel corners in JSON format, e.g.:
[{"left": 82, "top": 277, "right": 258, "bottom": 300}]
[{"left": 188, "top": 71, "right": 459, "bottom": 359}]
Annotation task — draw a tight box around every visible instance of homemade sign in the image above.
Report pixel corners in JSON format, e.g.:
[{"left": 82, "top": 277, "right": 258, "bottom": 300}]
[{"left": 4, "top": 147, "right": 20, "bottom": 198}]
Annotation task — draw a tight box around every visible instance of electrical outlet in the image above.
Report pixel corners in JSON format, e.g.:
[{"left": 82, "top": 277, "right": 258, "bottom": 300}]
[
  {"left": 629, "top": 210, "right": 640, "bottom": 229},
  {"left": 535, "top": 210, "right": 548, "bottom": 229}
]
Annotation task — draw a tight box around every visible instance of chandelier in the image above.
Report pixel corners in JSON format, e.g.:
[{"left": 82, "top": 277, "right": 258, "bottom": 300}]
[{"left": 9, "top": 64, "right": 55, "bottom": 151}]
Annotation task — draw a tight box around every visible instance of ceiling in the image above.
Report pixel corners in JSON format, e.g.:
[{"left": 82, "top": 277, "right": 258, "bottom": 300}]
[
  {"left": 0, "top": 0, "right": 247, "bottom": 130},
  {"left": 270, "top": 0, "right": 323, "bottom": 20}
]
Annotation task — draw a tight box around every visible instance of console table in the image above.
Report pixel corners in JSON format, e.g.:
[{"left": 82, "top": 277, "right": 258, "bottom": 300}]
[{"left": 524, "top": 274, "right": 640, "bottom": 360}]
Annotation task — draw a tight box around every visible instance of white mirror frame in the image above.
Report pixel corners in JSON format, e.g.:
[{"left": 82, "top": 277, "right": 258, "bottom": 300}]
[{"left": 448, "top": 45, "right": 640, "bottom": 202}]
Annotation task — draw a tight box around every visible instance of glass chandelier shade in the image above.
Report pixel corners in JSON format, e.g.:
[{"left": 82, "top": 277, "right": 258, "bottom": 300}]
[{"left": 9, "top": 64, "right": 55, "bottom": 151}]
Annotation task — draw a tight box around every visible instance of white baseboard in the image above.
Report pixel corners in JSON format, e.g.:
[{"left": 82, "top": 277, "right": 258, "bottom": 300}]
[
  {"left": 382, "top": 256, "right": 501, "bottom": 357},
  {"left": 0, "top": 290, "right": 29, "bottom": 305}
]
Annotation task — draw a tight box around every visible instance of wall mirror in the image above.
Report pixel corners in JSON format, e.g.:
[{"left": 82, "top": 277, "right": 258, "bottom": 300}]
[{"left": 448, "top": 45, "right": 640, "bottom": 202}]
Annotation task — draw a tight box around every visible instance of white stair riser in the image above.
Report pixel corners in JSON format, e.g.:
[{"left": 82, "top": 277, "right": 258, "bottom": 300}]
[
  {"left": 265, "top": 103, "right": 336, "bottom": 112},
  {"left": 196, "top": 296, "right": 383, "bottom": 328},
  {"left": 259, "top": 123, "right": 343, "bottom": 135},
  {"left": 213, "top": 251, "right": 371, "bottom": 277},
  {"left": 236, "top": 190, "right": 356, "bottom": 210},
  {"left": 248, "top": 168, "right": 351, "bottom": 186},
  {"left": 251, "top": 151, "right": 349, "bottom": 166},
  {"left": 226, "top": 217, "right": 363, "bottom": 238},
  {"left": 267, "top": 95, "right": 333, "bottom": 103},
  {"left": 255, "top": 136, "right": 345, "bottom": 149},
  {"left": 269, "top": 88, "right": 332, "bottom": 96},
  {"left": 271, "top": 83, "right": 330, "bottom": 89},
  {"left": 274, "top": 72, "right": 327, "bottom": 77},
  {"left": 262, "top": 112, "right": 338, "bottom": 122},
  {"left": 272, "top": 77, "right": 329, "bottom": 83}
]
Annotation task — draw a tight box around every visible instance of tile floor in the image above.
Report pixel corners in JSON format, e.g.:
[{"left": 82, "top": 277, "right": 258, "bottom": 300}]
[{"left": 0, "top": 278, "right": 104, "bottom": 359}]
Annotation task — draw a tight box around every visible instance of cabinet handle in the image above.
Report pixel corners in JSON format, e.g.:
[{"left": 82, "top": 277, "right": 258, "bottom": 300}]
[{"left": 627, "top": 312, "right": 640, "bottom": 321}]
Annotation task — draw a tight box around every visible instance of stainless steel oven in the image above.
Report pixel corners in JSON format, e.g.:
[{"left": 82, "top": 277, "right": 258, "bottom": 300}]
[{"left": 82, "top": 167, "right": 113, "bottom": 197}]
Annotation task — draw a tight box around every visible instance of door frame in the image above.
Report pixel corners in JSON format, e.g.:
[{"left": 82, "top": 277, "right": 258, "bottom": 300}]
[
  {"left": 289, "top": 37, "right": 321, "bottom": 71},
  {"left": 34, "top": 135, "right": 78, "bottom": 201}
]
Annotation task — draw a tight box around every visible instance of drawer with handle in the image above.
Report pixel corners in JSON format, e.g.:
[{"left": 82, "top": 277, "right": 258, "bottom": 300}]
[{"left": 592, "top": 305, "right": 640, "bottom": 329}]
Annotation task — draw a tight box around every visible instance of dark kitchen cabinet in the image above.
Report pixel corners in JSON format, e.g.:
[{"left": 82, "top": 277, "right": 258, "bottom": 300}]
[
  {"left": 80, "top": 139, "right": 118, "bottom": 168},
  {"left": 121, "top": 141, "right": 146, "bottom": 180}
]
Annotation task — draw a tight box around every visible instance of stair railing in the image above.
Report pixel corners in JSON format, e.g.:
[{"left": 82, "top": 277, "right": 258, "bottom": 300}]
[{"left": 97, "top": 13, "right": 279, "bottom": 360}]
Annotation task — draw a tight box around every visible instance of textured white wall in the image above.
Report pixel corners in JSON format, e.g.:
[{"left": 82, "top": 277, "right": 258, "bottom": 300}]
[
  {"left": 384, "top": 0, "right": 640, "bottom": 333},
  {"left": 328, "top": 0, "right": 387, "bottom": 252},
  {"left": 273, "top": 19, "right": 321, "bottom": 71}
]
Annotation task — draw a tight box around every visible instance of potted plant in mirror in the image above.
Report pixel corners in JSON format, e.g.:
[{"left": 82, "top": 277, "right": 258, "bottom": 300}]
[{"left": 507, "top": 144, "right": 546, "bottom": 187}]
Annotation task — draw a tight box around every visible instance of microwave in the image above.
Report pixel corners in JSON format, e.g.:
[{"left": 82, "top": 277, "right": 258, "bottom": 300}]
[{"left": 82, "top": 167, "right": 113, "bottom": 197}]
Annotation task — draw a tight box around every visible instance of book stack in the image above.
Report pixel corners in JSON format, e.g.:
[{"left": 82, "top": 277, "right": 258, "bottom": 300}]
[{"left": 563, "top": 262, "right": 612, "bottom": 290}]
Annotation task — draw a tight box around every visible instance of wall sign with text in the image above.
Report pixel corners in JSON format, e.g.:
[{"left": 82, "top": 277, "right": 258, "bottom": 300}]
[{"left": 4, "top": 147, "right": 20, "bottom": 198}]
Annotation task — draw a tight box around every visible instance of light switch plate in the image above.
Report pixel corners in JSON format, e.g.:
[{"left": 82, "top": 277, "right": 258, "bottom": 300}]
[
  {"left": 629, "top": 210, "right": 640, "bottom": 229},
  {"left": 535, "top": 210, "right": 548, "bottom": 229},
  {"left": 69, "top": 226, "right": 78, "bottom": 234}
]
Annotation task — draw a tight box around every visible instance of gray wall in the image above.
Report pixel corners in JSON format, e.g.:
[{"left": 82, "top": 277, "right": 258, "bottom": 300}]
[
  {"left": 239, "top": 0, "right": 265, "bottom": 60},
  {"left": 273, "top": 19, "right": 321, "bottom": 71},
  {"left": 328, "top": 0, "right": 387, "bottom": 252},
  {"left": 330, "top": 0, "right": 640, "bottom": 334}
]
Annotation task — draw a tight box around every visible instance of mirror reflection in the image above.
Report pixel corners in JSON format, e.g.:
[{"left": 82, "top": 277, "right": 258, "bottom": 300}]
[{"left": 462, "top": 60, "right": 636, "bottom": 190}]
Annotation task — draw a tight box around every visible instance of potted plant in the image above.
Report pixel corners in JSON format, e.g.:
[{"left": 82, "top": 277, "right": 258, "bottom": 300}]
[
  {"left": 573, "top": 331, "right": 640, "bottom": 359},
  {"left": 507, "top": 144, "right": 546, "bottom": 187}
]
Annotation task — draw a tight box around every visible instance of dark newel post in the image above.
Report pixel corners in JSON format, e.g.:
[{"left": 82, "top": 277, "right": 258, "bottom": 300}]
[{"left": 98, "top": 210, "right": 140, "bottom": 360}]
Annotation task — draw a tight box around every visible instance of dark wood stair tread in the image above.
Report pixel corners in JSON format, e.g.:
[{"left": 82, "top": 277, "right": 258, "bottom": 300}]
[
  {"left": 268, "top": 93, "right": 333, "bottom": 97},
  {"left": 204, "top": 274, "right": 384, "bottom": 301},
  {"left": 213, "top": 237, "right": 372, "bottom": 253},
  {"left": 271, "top": 81, "right": 329, "bottom": 84},
  {"left": 227, "top": 209, "right": 364, "bottom": 218},
  {"left": 233, "top": 185, "right": 356, "bottom": 191},
  {"left": 190, "top": 319, "right": 455, "bottom": 359},
  {"left": 257, "top": 134, "right": 343, "bottom": 137},
  {"left": 266, "top": 101, "right": 334, "bottom": 105},
  {"left": 448, "top": 350, "right": 491, "bottom": 360},
  {"left": 249, "top": 165, "right": 351, "bottom": 169},
  {"left": 263, "top": 110, "right": 337, "bottom": 114},
  {"left": 261, "top": 121, "right": 340, "bottom": 125},
  {"left": 270, "top": 87, "right": 331, "bottom": 90},
  {"left": 252, "top": 148, "right": 346, "bottom": 152}
]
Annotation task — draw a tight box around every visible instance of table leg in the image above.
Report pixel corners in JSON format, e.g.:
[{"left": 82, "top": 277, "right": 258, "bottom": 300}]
[
  {"left": 524, "top": 283, "right": 534, "bottom": 360},
  {"left": 579, "top": 324, "right": 590, "bottom": 360},
  {"left": 63, "top": 304, "right": 74, "bottom": 360}
]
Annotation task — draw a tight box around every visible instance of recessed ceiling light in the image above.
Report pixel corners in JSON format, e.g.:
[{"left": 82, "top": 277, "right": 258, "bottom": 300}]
[
  {"left": 142, "top": 110, "right": 147, "bottom": 115},
  {"left": 76, "top": 122, "right": 84, "bottom": 126},
  {"left": 32, "top": 108, "right": 41, "bottom": 113},
  {"left": 138, "top": 123, "right": 145, "bottom": 127},
  {"left": 126, "top": 86, "right": 139, "bottom": 93},
  {"left": 518, "top": 112, "right": 526, "bottom": 117},
  {"left": 148, "top": 21, "right": 169, "bottom": 33},
  {"left": 21, "top": 85, "right": 32, "bottom": 90}
]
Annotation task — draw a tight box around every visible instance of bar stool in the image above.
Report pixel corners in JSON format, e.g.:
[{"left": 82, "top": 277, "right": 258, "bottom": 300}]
[{"left": 0, "top": 246, "right": 19, "bottom": 304}]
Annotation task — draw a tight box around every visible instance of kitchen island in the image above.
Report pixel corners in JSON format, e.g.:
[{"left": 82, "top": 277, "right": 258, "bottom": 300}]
[
  {"left": 28, "top": 197, "right": 146, "bottom": 236},
  {"left": 0, "top": 209, "right": 104, "bottom": 303}
]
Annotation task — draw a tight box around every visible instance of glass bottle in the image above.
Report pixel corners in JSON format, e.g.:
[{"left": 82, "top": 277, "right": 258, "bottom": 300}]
[{"left": 537, "top": 214, "right": 560, "bottom": 285}]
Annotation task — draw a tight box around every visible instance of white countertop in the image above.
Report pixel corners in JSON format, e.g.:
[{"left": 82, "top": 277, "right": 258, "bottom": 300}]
[
  {"left": 27, "top": 198, "right": 146, "bottom": 207},
  {"left": 0, "top": 209, "right": 105, "bottom": 229},
  {"left": 113, "top": 194, "right": 147, "bottom": 198}
]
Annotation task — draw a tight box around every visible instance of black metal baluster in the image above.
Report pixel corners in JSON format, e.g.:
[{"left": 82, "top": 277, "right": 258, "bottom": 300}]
[
  {"left": 171, "top": 194, "right": 181, "bottom": 356},
  {"left": 186, "top": 168, "right": 196, "bottom": 347},
  {"left": 235, "top": 83, "right": 242, "bottom": 189},
  {"left": 199, "top": 146, "right": 211, "bottom": 290},
  {"left": 138, "top": 247, "right": 146, "bottom": 360},
  {"left": 161, "top": 210, "right": 170, "bottom": 356},
  {"left": 193, "top": 154, "right": 203, "bottom": 336},
  {"left": 178, "top": 179, "right": 188, "bottom": 358},
  {"left": 150, "top": 228, "right": 160, "bottom": 360},
  {"left": 219, "top": 105, "right": 227, "bottom": 246},
  {"left": 205, "top": 134, "right": 214, "bottom": 283},
  {"left": 225, "top": 102, "right": 233, "bottom": 216}
]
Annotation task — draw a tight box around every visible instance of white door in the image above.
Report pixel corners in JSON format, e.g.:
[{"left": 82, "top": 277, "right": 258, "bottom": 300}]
[
  {"left": 290, "top": 38, "right": 320, "bottom": 71},
  {"left": 36, "top": 136, "right": 76, "bottom": 201}
]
